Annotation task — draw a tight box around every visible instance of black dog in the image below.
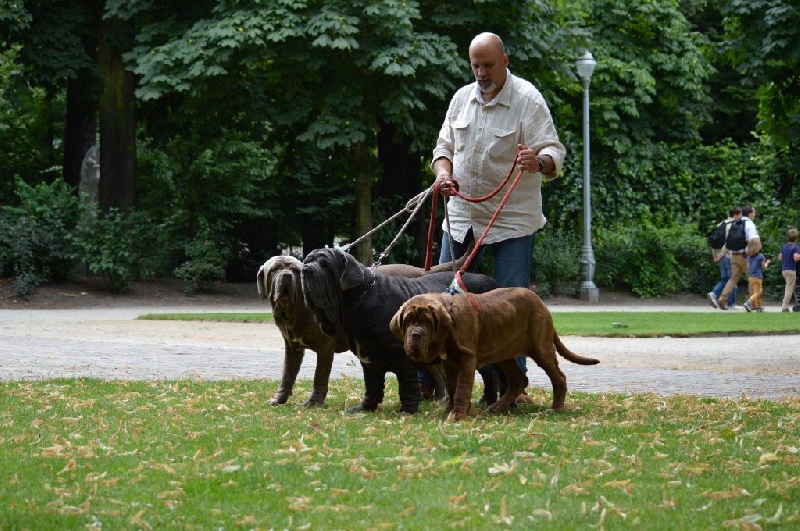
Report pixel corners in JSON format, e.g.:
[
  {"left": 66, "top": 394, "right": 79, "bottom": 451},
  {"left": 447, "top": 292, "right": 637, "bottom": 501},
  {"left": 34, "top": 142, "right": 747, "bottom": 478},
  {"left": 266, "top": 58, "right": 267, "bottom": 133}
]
[{"left": 301, "top": 247, "right": 499, "bottom": 414}]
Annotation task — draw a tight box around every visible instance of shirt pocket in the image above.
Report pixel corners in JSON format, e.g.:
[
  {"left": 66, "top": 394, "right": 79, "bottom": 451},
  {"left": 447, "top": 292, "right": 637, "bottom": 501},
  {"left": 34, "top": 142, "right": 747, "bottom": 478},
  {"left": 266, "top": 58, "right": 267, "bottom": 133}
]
[
  {"left": 453, "top": 121, "right": 469, "bottom": 152},
  {"left": 487, "top": 127, "right": 517, "bottom": 162}
]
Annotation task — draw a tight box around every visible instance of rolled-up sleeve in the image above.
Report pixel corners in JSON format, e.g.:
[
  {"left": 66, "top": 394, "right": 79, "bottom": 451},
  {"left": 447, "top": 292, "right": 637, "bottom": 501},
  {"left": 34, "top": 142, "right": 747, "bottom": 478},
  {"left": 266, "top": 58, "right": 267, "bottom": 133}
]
[{"left": 431, "top": 96, "right": 460, "bottom": 170}]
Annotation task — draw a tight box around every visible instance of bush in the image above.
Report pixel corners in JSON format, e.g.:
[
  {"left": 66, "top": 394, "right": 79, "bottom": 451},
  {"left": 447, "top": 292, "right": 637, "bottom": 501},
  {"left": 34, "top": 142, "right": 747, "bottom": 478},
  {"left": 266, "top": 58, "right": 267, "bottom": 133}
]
[
  {"left": 69, "top": 207, "right": 155, "bottom": 293},
  {"left": 0, "top": 178, "right": 79, "bottom": 297},
  {"left": 594, "top": 223, "right": 712, "bottom": 298},
  {"left": 174, "top": 221, "right": 230, "bottom": 294},
  {"left": 531, "top": 226, "right": 581, "bottom": 297}
]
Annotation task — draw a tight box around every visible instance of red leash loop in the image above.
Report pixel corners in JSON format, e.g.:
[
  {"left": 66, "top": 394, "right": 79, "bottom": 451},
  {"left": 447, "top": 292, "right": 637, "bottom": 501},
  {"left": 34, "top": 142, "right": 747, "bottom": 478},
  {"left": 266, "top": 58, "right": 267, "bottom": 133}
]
[
  {"left": 451, "top": 158, "right": 518, "bottom": 204},
  {"left": 425, "top": 158, "right": 519, "bottom": 271},
  {"left": 425, "top": 159, "right": 526, "bottom": 313},
  {"left": 424, "top": 182, "right": 442, "bottom": 271}
]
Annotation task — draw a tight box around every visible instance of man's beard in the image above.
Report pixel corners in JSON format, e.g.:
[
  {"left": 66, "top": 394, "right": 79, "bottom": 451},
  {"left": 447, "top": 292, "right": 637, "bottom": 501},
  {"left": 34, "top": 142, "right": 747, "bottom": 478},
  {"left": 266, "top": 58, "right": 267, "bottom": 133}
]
[{"left": 477, "top": 78, "right": 496, "bottom": 94}]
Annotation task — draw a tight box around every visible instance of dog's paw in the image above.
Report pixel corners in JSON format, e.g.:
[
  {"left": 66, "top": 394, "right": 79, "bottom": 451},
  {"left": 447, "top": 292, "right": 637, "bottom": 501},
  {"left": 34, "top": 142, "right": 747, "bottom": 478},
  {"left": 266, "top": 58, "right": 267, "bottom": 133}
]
[
  {"left": 446, "top": 410, "right": 469, "bottom": 422},
  {"left": 303, "top": 390, "right": 327, "bottom": 408},
  {"left": 269, "top": 394, "right": 289, "bottom": 405},
  {"left": 347, "top": 402, "right": 379, "bottom": 413},
  {"left": 486, "top": 401, "right": 519, "bottom": 414}
]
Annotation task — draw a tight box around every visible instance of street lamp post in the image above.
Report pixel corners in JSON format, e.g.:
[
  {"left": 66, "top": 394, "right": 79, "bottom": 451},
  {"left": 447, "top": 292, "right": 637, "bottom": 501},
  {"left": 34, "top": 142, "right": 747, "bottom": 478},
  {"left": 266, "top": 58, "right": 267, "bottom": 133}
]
[{"left": 576, "top": 51, "right": 599, "bottom": 303}]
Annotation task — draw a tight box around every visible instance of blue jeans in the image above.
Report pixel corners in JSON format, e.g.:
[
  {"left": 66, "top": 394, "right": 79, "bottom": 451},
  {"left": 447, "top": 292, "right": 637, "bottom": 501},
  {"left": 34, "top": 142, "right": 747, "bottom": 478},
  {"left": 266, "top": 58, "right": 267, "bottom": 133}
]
[
  {"left": 440, "top": 228, "right": 535, "bottom": 372},
  {"left": 712, "top": 256, "right": 737, "bottom": 306}
]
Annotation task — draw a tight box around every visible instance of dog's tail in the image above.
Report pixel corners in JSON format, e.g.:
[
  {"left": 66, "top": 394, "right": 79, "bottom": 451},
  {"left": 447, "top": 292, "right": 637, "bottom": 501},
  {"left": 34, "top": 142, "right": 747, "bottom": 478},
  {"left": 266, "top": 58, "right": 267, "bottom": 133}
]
[{"left": 554, "top": 333, "right": 599, "bottom": 365}]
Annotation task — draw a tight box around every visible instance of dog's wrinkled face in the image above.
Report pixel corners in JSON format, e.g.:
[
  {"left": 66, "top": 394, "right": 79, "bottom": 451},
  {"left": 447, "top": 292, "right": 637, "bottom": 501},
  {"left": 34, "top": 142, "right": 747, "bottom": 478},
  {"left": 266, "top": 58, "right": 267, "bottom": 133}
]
[
  {"left": 390, "top": 296, "right": 451, "bottom": 364},
  {"left": 301, "top": 248, "right": 364, "bottom": 336},
  {"left": 257, "top": 256, "right": 302, "bottom": 320}
]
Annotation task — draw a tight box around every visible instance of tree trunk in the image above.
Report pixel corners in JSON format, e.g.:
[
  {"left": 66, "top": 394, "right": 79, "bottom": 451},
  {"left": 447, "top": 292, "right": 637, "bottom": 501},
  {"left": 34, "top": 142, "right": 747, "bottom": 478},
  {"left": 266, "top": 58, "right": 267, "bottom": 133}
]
[
  {"left": 63, "top": 75, "right": 98, "bottom": 192},
  {"left": 63, "top": 20, "right": 99, "bottom": 193},
  {"left": 377, "top": 122, "right": 426, "bottom": 264},
  {"left": 98, "top": 16, "right": 136, "bottom": 212},
  {"left": 353, "top": 143, "right": 373, "bottom": 265}
]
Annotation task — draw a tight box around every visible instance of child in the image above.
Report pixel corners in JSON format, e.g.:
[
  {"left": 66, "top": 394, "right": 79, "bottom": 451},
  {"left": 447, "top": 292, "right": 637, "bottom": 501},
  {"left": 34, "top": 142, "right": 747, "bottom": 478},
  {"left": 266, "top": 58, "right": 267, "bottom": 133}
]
[
  {"left": 744, "top": 244, "right": 770, "bottom": 312},
  {"left": 778, "top": 228, "right": 800, "bottom": 312}
]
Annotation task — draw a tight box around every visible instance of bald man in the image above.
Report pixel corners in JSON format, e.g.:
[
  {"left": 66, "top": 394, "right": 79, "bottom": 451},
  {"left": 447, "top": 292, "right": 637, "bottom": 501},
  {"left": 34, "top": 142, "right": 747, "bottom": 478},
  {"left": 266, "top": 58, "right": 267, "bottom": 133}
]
[{"left": 428, "top": 32, "right": 566, "bottom": 403}]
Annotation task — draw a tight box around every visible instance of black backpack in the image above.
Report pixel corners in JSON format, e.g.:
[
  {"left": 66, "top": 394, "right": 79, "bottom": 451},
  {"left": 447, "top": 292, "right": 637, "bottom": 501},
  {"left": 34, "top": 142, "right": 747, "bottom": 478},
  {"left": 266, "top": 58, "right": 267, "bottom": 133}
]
[
  {"left": 725, "top": 219, "right": 747, "bottom": 250},
  {"left": 707, "top": 221, "right": 729, "bottom": 248}
]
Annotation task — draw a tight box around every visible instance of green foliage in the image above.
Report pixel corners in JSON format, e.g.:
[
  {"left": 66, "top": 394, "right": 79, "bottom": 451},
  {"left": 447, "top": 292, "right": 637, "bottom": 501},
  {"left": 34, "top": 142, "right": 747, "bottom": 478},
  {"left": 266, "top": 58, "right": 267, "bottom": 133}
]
[
  {"left": 554, "top": 0, "right": 713, "bottom": 157},
  {"left": 174, "top": 221, "right": 230, "bottom": 294},
  {"left": 721, "top": 0, "right": 800, "bottom": 208},
  {"left": 532, "top": 225, "right": 581, "bottom": 297},
  {"left": 12, "top": 2, "right": 100, "bottom": 89},
  {"left": 368, "top": 194, "right": 425, "bottom": 267},
  {"left": 68, "top": 208, "right": 151, "bottom": 293},
  {"left": 594, "top": 223, "right": 709, "bottom": 298},
  {"left": 548, "top": 138, "right": 776, "bottom": 245},
  {"left": 137, "top": 130, "right": 278, "bottom": 221},
  {"left": 0, "top": 46, "right": 54, "bottom": 204},
  {"left": 0, "top": 178, "right": 79, "bottom": 297},
  {"left": 4, "top": 0, "right": 799, "bottom": 300},
  {"left": 722, "top": 0, "right": 800, "bottom": 146},
  {"left": 136, "top": 129, "right": 282, "bottom": 278}
]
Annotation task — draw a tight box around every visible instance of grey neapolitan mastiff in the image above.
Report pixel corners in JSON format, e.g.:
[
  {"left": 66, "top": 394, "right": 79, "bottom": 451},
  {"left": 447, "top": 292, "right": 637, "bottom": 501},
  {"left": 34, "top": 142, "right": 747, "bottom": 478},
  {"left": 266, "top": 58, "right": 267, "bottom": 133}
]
[{"left": 300, "top": 247, "right": 499, "bottom": 414}]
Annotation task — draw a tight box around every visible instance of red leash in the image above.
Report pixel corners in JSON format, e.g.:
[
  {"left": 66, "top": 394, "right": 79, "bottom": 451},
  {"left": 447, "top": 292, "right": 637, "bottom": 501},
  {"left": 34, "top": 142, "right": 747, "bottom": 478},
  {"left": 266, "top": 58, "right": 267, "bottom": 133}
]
[
  {"left": 424, "top": 160, "right": 525, "bottom": 312},
  {"left": 424, "top": 159, "right": 520, "bottom": 270}
]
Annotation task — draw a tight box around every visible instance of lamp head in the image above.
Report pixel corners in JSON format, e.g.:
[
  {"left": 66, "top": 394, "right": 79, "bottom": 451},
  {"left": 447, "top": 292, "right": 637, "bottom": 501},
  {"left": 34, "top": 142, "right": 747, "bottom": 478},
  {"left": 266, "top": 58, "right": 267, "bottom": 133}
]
[{"left": 576, "top": 51, "right": 596, "bottom": 81}]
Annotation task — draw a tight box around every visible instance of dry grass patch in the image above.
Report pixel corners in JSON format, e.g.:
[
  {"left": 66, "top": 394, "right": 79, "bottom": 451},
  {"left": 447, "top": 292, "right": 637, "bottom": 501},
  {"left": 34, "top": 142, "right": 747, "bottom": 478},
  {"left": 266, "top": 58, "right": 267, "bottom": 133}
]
[{"left": 1, "top": 378, "right": 797, "bottom": 529}]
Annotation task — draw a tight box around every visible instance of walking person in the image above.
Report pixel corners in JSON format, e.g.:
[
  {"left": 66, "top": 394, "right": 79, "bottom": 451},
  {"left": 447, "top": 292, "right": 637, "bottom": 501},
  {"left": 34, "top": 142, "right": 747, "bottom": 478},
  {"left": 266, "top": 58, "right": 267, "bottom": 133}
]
[
  {"left": 743, "top": 245, "right": 770, "bottom": 312},
  {"left": 707, "top": 207, "right": 741, "bottom": 310},
  {"left": 715, "top": 205, "right": 760, "bottom": 310},
  {"left": 429, "top": 32, "right": 566, "bottom": 403},
  {"left": 778, "top": 228, "right": 800, "bottom": 312}
]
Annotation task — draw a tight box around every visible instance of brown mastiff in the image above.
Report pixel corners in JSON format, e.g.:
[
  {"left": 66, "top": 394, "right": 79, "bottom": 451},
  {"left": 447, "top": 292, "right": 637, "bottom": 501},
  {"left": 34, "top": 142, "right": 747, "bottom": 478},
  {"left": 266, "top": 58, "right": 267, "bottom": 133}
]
[
  {"left": 257, "top": 252, "right": 471, "bottom": 406},
  {"left": 390, "top": 287, "right": 599, "bottom": 420}
]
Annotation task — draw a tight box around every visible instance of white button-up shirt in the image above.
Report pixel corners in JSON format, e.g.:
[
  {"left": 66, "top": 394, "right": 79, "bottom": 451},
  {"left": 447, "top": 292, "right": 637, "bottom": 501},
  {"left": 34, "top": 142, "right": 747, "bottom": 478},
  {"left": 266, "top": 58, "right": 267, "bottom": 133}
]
[{"left": 432, "top": 71, "right": 566, "bottom": 244}]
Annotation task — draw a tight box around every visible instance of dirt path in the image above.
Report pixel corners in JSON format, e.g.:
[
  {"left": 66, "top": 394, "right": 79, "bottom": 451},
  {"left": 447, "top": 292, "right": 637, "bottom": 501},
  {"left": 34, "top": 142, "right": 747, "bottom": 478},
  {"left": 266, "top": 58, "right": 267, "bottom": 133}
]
[{"left": 2, "top": 302, "right": 797, "bottom": 400}]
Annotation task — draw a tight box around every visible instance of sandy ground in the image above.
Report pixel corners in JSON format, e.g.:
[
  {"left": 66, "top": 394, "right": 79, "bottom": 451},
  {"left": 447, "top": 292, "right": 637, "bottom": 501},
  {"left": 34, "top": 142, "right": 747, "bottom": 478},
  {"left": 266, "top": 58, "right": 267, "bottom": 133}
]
[{"left": 2, "top": 298, "right": 798, "bottom": 400}]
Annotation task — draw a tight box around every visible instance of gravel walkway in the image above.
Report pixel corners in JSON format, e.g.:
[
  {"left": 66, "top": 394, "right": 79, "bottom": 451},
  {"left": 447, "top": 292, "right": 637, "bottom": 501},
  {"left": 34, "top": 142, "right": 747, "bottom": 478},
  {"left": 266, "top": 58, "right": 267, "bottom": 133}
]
[{"left": 1, "top": 304, "right": 798, "bottom": 400}]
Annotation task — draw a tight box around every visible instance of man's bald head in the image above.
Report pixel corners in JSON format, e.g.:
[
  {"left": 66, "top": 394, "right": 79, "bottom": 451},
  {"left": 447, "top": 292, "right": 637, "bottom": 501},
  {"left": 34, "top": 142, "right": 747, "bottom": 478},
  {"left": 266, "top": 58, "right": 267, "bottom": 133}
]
[
  {"left": 470, "top": 32, "right": 506, "bottom": 55},
  {"left": 468, "top": 33, "right": 509, "bottom": 99}
]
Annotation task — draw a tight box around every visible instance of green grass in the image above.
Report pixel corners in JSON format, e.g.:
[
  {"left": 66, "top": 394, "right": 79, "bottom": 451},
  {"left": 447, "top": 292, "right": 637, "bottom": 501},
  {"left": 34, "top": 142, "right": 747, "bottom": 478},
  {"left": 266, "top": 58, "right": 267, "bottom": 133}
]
[
  {"left": 1, "top": 378, "right": 797, "bottom": 529},
  {"left": 138, "top": 311, "right": 800, "bottom": 337},
  {"left": 137, "top": 312, "right": 273, "bottom": 323},
  {"left": 550, "top": 311, "right": 800, "bottom": 337}
]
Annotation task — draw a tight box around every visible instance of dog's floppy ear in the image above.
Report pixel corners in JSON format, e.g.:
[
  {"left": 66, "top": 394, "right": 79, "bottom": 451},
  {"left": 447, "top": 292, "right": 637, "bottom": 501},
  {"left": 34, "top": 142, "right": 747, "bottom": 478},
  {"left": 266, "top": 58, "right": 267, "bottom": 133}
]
[
  {"left": 257, "top": 257, "right": 278, "bottom": 300},
  {"left": 257, "top": 267, "right": 267, "bottom": 300},
  {"left": 257, "top": 256, "right": 283, "bottom": 300},
  {"left": 389, "top": 301, "right": 406, "bottom": 340},
  {"left": 430, "top": 295, "right": 453, "bottom": 343},
  {"left": 338, "top": 251, "right": 365, "bottom": 291}
]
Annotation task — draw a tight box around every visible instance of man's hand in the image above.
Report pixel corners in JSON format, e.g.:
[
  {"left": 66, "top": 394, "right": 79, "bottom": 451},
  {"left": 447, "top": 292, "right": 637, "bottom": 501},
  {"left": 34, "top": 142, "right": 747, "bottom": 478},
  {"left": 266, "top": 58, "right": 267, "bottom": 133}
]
[
  {"left": 435, "top": 175, "right": 458, "bottom": 197},
  {"left": 517, "top": 144, "right": 550, "bottom": 173},
  {"left": 433, "top": 158, "right": 456, "bottom": 196}
]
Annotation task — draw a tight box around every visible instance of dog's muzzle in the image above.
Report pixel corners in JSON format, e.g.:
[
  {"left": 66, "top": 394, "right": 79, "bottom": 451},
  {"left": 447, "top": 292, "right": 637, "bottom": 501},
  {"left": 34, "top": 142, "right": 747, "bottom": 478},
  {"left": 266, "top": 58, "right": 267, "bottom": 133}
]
[{"left": 404, "top": 327, "right": 431, "bottom": 362}]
